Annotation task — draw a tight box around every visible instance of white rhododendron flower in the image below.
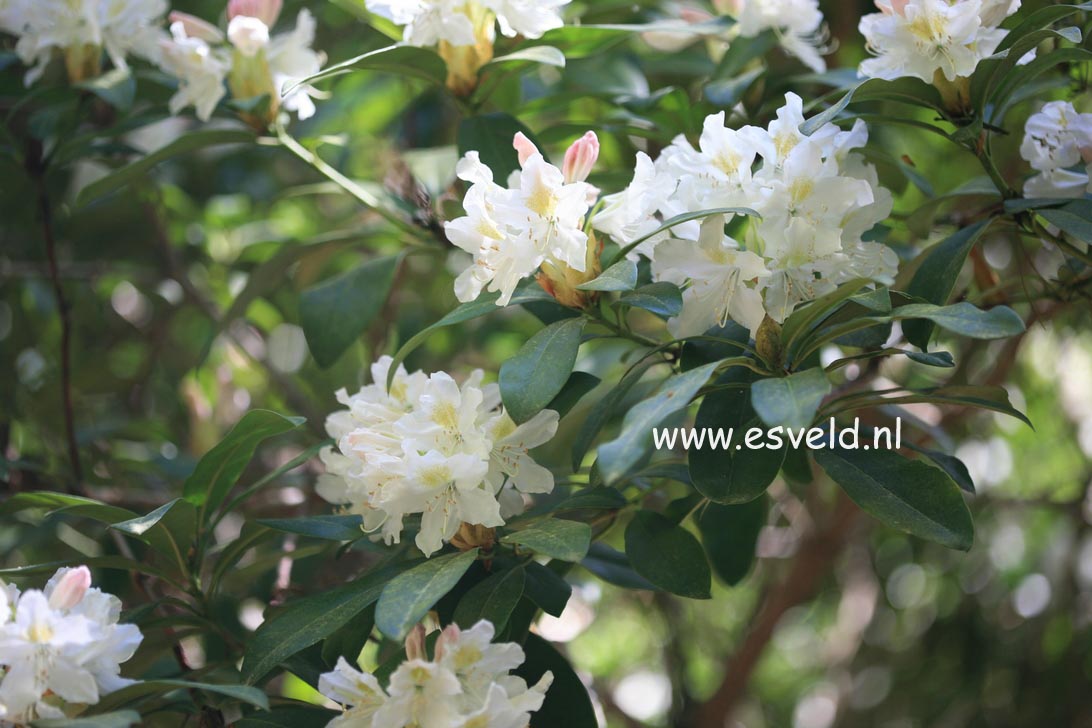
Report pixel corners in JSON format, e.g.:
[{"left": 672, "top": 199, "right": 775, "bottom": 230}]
[
  {"left": 728, "top": 0, "right": 829, "bottom": 72},
  {"left": 858, "top": 0, "right": 1017, "bottom": 83},
  {"left": 366, "top": 0, "right": 569, "bottom": 48},
  {"left": 0, "top": 567, "right": 143, "bottom": 726},
  {"left": 319, "top": 620, "right": 552, "bottom": 728},
  {"left": 592, "top": 92, "right": 896, "bottom": 337},
  {"left": 1020, "top": 100, "right": 1092, "bottom": 198},
  {"left": 317, "top": 356, "right": 558, "bottom": 556},
  {"left": 446, "top": 133, "right": 597, "bottom": 306},
  {"left": 0, "top": 0, "right": 166, "bottom": 85},
  {"left": 157, "top": 0, "right": 324, "bottom": 122}
]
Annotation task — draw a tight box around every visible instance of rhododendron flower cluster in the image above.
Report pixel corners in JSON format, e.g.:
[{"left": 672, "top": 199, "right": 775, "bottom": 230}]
[
  {"left": 0, "top": 0, "right": 166, "bottom": 85},
  {"left": 594, "top": 93, "right": 895, "bottom": 337},
  {"left": 157, "top": 0, "right": 324, "bottom": 122},
  {"left": 858, "top": 0, "right": 1019, "bottom": 85},
  {"left": 320, "top": 620, "right": 552, "bottom": 728},
  {"left": 1020, "top": 101, "right": 1092, "bottom": 199},
  {"left": 446, "top": 132, "right": 599, "bottom": 307},
  {"left": 0, "top": 567, "right": 143, "bottom": 726},
  {"left": 317, "top": 356, "right": 558, "bottom": 556}
]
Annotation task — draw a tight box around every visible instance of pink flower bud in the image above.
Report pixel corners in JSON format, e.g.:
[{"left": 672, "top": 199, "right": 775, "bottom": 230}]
[
  {"left": 433, "top": 623, "right": 461, "bottom": 661},
  {"left": 884, "top": 0, "right": 909, "bottom": 15},
  {"left": 48, "top": 566, "right": 91, "bottom": 611},
  {"left": 227, "top": 0, "right": 283, "bottom": 27},
  {"left": 1081, "top": 146, "right": 1092, "bottom": 165},
  {"left": 513, "top": 132, "right": 540, "bottom": 166},
  {"left": 168, "top": 11, "right": 225, "bottom": 43},
  {"left": 405, "top": 624, "right": 428, "bottom": 661},
  {"left": 562, "top": 131, "right": 599, "bottom": 183}
]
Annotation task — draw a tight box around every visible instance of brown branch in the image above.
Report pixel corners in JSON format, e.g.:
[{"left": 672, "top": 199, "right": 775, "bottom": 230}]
[
  {"left": 691, "top": 492, "right": 859, "bottom": 728},
  {"left": 33, "top": 167, "right": 83, "bottom": 490}
]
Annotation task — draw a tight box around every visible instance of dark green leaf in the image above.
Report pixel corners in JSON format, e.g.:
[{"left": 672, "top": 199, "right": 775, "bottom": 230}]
[
  {"left": 300, "top": 255, "right": 400, "bottom": 368},
  {"left": 288, "top": 44, "right": 447, "bottom": 91},
  {"left": 375, "top": 550, "right": 478, "bottom": 640},
  {"left": 1038, "top": 199, "right": 1092, "bottom": 244},
  {"left": 615, "top": 282, "right": 683, "bottom": 318},
  {"left": 516, "top": 634, "right": 597, "bottom": 728},
  {"left": 257, "top": 515, "right": 364, "bottom": 541},
  {"left": 111, "top": 498, "right": 197, "bottom": 559},
  {"left": 751, "top": 368, "right": 831, "bottom": 430},
  {"left": 546, "top": 371, "right": 600, "bottom": 418},
  {"left": 522, "top": 561, "right": 571, "bottom": 617},
  {"left": 577, "top": 259, "right": 637, "bottom": 291},
  {"left": 76, "top": 68, "right": 135, "bottom": 111},
  {"left": 815, "top": 448, "right": 973, "bottom": 551},
  {"left": 453, "top": 566, "right": 526, "bottom": 631},
  {"left": 597, "top": 362, "right": 719, "bottom": 485},
  {"left": 501, "top": 518, "right": 592, "bottom": 562},
  {"left": 33, "top": 712, "right": 141, "bottom": 728},
  {"left": 0, "top": 491, "right": 137, "bottom": 524},
  {"left": 242, "top": 563, "right": 412, "bottom": 682},
  {"left": 500, "top": 318, "right": 586, "bottom": 424},
  {"left": 182, "top": 410, "right": 304, "bottom": 517},
  {"left": 624, "top": 510, "right": 711, "bottom": 599},
  {"left": 904, "top": 220, "right": 993, "bottom": 349},
  {"left": 697, "top": 498, "right": 766, "bottom": 585},
  {"left": 580, "top": 543, "right": 657, "bottom": 590}
]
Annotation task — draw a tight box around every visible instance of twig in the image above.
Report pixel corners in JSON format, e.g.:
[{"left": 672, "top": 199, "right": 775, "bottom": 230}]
[{"left": 34, "top": 169, "right": 83, "bottom": 490}]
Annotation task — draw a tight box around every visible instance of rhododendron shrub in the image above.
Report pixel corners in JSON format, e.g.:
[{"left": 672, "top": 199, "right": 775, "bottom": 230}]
[{"left": 1, "top": 0, "right": 1090, "bottom": 725}]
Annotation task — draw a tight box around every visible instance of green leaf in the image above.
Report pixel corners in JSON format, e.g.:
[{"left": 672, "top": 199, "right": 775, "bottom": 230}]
[
  {"left": 576, "top": 259, "right": 637, "bottom": 291},
  {"left": 500, "top": 318, "right": 586, "bottom": 424},
  {"left": 453, "top": 566, "right": 526, "bottom": 631},
  {"left": 300, "top": 255, "right": 400, "bottom": 367},
  {"left": 76, "top": 68, "right": 135, "bottom": 111},
  {"left": 0, "top": 491, "right": 137, "bottom": 524},
  {"left": 242, "top": 563, "right": 412, "bottom": 682},
  {"left": 546, "top": 371, "right": 600, "bottom": 418},
  {"left": 287, "top": 44, "right": 446, "bottom": 91},
  {"left": 615, "top": 282, "right": 683, "bottom": 318},
  {"left": 895, "top": 302, "right": 1025, "bottom": 340},
  {"left": 111, "top": 499, "right": 197, "bottom": 559},
  {"left": 486, "top": 46, "right": 566, "bottom": 70},
  {"left": 690, "top": 372, "right": 785, "bottom": 504},
  {"left": 624, "top": 511, "right": 711, "bottom": 599},
  {"left": 696, "top": 498, "right": 766, "bottom": 585},
  {"left": 597, "top": 362, "right": 719, "bottom": 485},
  {"left": 904, "top": 220, "right": 993, "bottom": 349},
  {"left": 77, "top": 129, "right": 255, "bottom": 206},
  {"left": 570, "top": 360, "right": 659, "bottom": 469},
  {"left": 234, "top": 707, "right": 337, "bottom": 728},
  {"left": 829, "top": 384, "right": 1031, "bottom": 426},
  {"left": 751, "top": 368, "right": 831, "bottom": 430},
  {"left": 182, "top": 410, "right": 304, "bottom": 517},
  {"left": 554, "top": 487, "right": 627, "bottom": 512},
  {"left": 0, "top": 557, "right": 177, "bottom": 585},
  {"left": 256, "top": 515, "right": 364, "bottom": 541},
  {"left": 33, "top": 712, "right": 142, "bottom": 728},
  {"left": 386, "top": 286, "right": 553, "bottom": 390},
  {"left": 501, "top": 518, "right": 592, "bottom": 562},
  {"left": 457, "top": 113, "right": 539, "bottom": 181},
  {"left": 580, "top": 543, "right": 656, "bottom": 590},
  {"left": 94, "top": 680, "right": 269, "bottom": 712},
  {"left": 522, "top": 561, "right": 571, "bottom": 617},
  {"left": 375, "top": 550, "right": 479, "bottom": 640},
  {"left": 781, "top": 279, "right": 870, "bottom": 354},
  {"left": 815, "top": 448, "right": 974, "bottom": 551},
  {"left": 517, "top": 634, "right": 598, "bottom": 728},
  {"left": 322, "top": 603, "right": 375, "bottom": 667},
  {"left": 1038, "top": 199, "right": 1092, "bottom": 244}
]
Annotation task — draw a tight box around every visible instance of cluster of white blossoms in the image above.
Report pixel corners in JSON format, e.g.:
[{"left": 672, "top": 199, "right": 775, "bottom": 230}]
[
  {"left": 0, "top": 567, "right": 143, "bottom": 726},
  {"left": 595, "top": 92, "right": 896, "bottom": 337},
  {"left": 318, "top": 356, "right": 558, "bottom": 557},
  {"left": 446, "top": 132, "right": 599, "bottom": 307},
  {"left": 716, "top": 0, "right": 829, "bottom": 72},
  {"left": 1021, "top": 101, "right": 1092, "bottom": 199},
  {"left": 365, "top": 0, "right": 569, "bottom": 48},
  {"left": 858, "top": 0, "right": 1019, "bottom": 84},
  {"left": 320, "top": 620, "right": 552, "bottom": 728},
  {"left": 0, "top": 0, "right": 166, "bottom": 85},
  {"left": 158, "top": 0, "right": 324, "bottom": 122}
]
